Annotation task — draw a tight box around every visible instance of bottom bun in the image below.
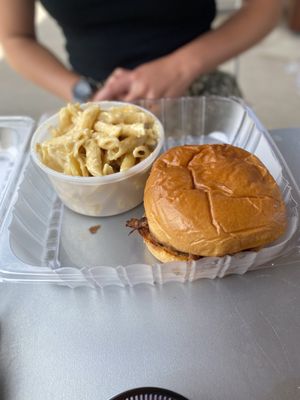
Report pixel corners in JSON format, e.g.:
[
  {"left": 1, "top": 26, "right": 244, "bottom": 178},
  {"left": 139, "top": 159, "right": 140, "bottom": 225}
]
[{"left": 144, "top": 236, "right": 190, "bottom": 263}]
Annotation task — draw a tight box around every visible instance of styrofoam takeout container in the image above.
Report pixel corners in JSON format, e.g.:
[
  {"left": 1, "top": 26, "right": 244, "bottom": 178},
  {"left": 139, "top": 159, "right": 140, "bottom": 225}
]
[
  {"left": 1, "top": 96, "right": 300, "bottom": 288},
  {"left": 30, "top": 101, "right": 165, "bottom": 216}
]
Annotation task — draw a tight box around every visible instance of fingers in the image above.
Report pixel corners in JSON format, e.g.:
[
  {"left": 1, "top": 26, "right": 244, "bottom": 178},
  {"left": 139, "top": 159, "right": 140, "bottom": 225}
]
[
  {"left": 93, "top": 78, "right": 128, "bottom": 100},
  {"left": 123, "top": 79, "right": 156, "bottom": 101},
  {"left": 123, "top": 84, "right": 143, "bottom": 102},
  {"left": 93, "top": 68, "right": 131, "bottom": 101},
  {"left": 93, "top": 64, "right": 176, "bottom": 102},
  {"left": 124, "top": 86, "right": 159, "bottom": 102},
  {"left": 105, "top": 67, "right": 127, "bottom": 86}
]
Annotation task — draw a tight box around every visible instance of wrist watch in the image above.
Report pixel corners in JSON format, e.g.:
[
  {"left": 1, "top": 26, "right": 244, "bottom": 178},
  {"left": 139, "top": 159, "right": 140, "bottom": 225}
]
[{"left": 72, "top": 77, "right": 100, "bottom": 103}]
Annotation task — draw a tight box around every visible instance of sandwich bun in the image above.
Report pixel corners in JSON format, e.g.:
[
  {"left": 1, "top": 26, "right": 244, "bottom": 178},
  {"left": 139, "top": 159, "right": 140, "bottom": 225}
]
[{"left": 143, "top": 144, "right": 287, "bottom": 262}]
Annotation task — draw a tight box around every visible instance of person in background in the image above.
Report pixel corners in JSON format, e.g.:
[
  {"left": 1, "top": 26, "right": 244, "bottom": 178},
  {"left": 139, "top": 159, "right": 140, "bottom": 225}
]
[{"left": 0, "top": 0, "right": 283, "bottom": 103}]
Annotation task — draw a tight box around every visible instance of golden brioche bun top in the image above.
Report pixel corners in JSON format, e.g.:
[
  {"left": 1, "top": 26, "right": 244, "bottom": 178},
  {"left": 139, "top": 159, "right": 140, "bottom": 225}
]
[{"left": 144, "top": 144, "right": 287, "bottom": 257}]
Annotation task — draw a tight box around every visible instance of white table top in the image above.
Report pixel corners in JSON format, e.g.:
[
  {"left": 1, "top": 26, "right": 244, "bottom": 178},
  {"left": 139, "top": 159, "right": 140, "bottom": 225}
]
[{"left": 0, "top": 129, "right": 299, "bottom": 400}]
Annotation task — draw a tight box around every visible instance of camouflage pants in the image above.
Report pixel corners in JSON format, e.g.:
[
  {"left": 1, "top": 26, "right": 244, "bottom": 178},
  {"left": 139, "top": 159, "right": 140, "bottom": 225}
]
[{"left": 187, "top": 70, "right": 243, "bottom": 98}]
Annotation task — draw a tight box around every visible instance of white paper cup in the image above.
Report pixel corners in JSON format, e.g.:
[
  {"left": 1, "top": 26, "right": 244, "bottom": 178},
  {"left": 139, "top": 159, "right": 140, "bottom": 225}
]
[{"left": 30, "top": 101, "right": 165, "bottom": 216}]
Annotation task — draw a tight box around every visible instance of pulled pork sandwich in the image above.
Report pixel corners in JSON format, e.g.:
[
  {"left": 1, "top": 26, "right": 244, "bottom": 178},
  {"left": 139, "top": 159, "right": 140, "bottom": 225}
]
[{"left": 127, "top": 144, "right": 287, "bottom": 263}]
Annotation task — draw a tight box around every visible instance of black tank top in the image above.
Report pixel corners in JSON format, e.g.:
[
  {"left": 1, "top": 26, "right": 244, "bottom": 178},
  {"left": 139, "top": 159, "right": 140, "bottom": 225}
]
[{"left": 40, "top": 0, "right": 216, "bottom": 81}]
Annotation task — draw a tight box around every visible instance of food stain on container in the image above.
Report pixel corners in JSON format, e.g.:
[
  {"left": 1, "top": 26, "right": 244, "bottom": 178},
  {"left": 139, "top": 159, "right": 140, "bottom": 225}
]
[{"left": 88, "top": 224, "right": 101, "bottom": 234}]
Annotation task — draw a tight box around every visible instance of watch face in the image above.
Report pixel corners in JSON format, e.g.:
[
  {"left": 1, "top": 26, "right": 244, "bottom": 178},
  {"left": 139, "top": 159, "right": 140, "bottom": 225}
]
[{"left": 72, "top": 78, "right": 96, "bottom": 102}]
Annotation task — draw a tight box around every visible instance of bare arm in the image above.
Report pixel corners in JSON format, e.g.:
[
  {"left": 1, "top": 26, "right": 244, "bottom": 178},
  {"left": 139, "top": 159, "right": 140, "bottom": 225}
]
[
  {"left": 0, "top": 0, "right": 79, "bottom": 100},
  {"left": 95, "top": 0, "right": 283, "bottom": 101},
  {"left": 175, "top": 0, "right": 284, "bottom": 81}
]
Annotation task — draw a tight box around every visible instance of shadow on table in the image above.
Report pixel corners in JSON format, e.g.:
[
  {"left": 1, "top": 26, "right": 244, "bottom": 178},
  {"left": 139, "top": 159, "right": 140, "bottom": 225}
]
[{"left": 264, "top": 378, "right": 300, "bottom": 400}]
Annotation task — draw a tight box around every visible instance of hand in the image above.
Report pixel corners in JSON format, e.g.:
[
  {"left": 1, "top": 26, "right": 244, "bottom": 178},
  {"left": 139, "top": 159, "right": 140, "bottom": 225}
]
[{"left": 93, "top": 54, "right": 195, "bottom": 101}]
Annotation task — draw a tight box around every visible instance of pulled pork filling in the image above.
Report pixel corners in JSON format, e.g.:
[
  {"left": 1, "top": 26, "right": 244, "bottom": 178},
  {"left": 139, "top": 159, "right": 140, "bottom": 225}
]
[{"left": 126, "top": 217, "right": 201, "bottom": 260}]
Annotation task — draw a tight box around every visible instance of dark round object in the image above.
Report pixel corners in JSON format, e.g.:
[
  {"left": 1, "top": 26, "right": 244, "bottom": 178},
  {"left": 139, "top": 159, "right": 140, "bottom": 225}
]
[{"left": 109, "top": 386, "right": 189, "bottom": 400}]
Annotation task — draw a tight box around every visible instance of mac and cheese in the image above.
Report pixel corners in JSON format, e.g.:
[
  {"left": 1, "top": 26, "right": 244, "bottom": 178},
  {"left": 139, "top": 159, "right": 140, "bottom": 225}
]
[{"left": 36, "top": 103, "right": 159, "bottom": 177}]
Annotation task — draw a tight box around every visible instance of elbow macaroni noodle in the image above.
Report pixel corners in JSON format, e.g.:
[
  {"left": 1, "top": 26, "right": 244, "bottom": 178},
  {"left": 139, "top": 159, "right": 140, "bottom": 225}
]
[{"left": 36, "top": 103, "right": 159, "bottom": 177}]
